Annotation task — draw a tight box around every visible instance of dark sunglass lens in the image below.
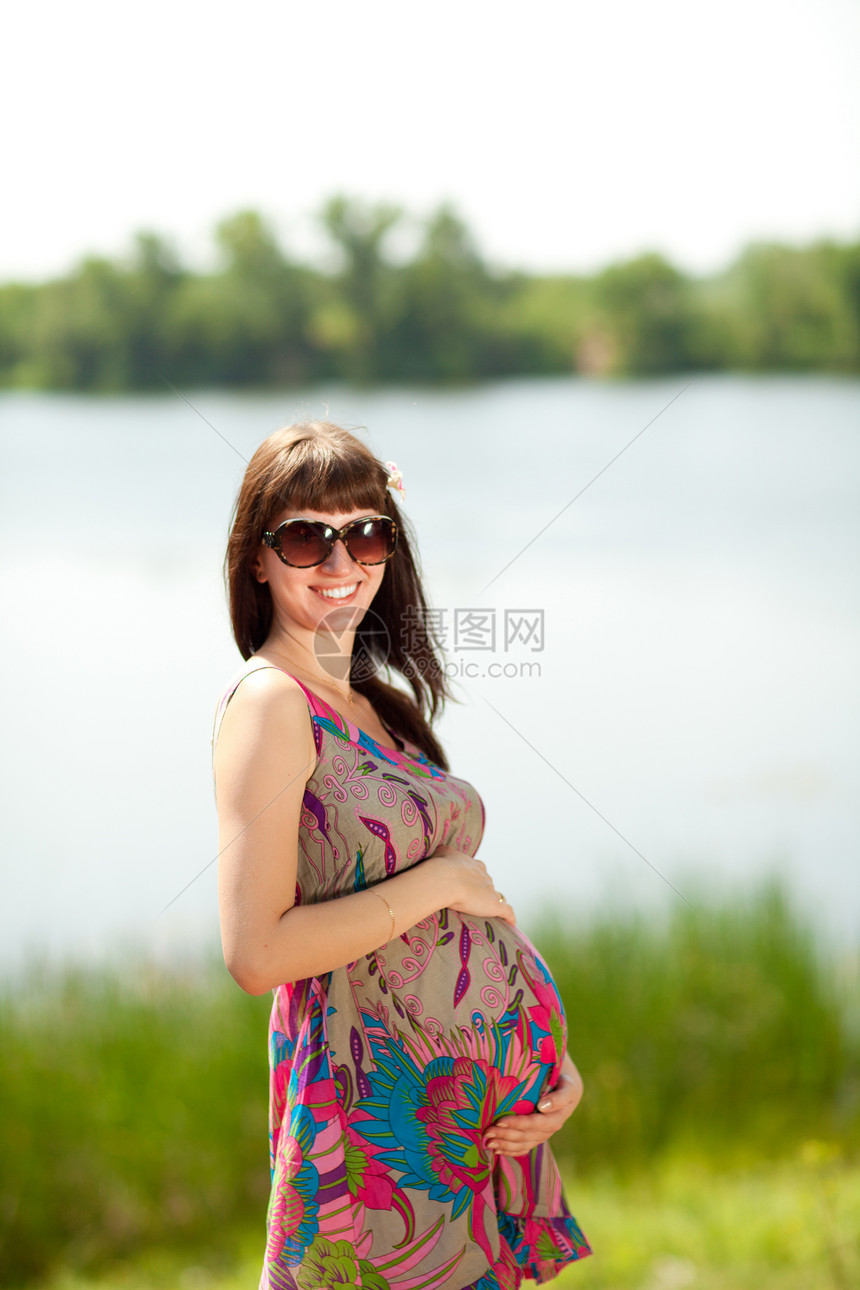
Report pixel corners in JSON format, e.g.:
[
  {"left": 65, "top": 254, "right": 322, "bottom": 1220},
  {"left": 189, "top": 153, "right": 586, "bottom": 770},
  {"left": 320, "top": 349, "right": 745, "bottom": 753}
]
[
  {"left": 278, "top": 521, "right": 331, "bottom": 566},
  {"left": 346, "top": 518, "right": 396, "bottom": 564}
]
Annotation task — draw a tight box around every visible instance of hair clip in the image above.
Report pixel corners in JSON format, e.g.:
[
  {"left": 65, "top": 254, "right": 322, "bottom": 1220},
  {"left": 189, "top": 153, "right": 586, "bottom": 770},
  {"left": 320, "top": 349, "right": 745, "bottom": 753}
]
[{"left": 384, "top": 460, "right": 406, "bottom": 504}]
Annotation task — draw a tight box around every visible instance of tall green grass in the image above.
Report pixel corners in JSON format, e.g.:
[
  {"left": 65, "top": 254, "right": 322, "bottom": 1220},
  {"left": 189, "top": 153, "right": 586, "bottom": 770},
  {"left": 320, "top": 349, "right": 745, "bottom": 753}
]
[
  {"left": 26, "top": 1158, "right": 860, "bottom": 1290},
  {"left": 536, "top": 875, "right": 859, "bottom": 1174},
  {"left": 1, "top": 878, "right": 857, "bottom": 1286},
  {"left": 0, "top": 965, "right": 271, "bottom": 1284}
]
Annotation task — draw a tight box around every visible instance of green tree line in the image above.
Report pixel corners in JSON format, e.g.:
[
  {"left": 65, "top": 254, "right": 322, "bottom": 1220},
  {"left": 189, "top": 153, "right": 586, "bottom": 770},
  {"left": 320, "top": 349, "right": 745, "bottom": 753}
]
[{"left": 1, "top": 198, "right": 859, "bottom": 390}]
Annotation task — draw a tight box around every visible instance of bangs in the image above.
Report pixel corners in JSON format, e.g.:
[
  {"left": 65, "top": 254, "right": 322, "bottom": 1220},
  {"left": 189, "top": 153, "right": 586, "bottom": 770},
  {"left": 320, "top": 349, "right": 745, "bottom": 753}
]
[{"left": 258, "top": 429, "right": 388, "bottom": 525}]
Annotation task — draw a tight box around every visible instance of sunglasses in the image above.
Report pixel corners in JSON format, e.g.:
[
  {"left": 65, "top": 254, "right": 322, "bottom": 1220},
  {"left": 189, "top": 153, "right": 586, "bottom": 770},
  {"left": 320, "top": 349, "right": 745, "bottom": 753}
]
[{"left": 262, "top": 515, "right": 398, "bottom": 568}]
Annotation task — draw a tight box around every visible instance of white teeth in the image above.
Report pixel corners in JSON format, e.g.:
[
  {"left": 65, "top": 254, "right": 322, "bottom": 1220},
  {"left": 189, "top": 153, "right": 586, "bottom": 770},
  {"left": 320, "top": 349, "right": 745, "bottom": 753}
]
[{"left": 314, "top": 585, "right": 358, "bottom": 600}]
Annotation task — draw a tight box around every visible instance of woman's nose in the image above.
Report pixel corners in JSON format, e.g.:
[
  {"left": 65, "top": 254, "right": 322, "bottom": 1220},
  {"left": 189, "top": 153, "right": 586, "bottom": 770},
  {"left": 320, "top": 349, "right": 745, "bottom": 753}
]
[{"left": 320, "top": 540, "right": 354, "bottom": 573}]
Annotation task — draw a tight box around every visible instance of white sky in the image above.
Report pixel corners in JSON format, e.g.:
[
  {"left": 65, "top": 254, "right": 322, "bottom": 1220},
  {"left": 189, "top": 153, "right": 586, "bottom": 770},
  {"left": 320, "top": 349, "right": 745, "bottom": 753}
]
[{"left": 4, "top": 0, "right": 859, "bottom": 281}]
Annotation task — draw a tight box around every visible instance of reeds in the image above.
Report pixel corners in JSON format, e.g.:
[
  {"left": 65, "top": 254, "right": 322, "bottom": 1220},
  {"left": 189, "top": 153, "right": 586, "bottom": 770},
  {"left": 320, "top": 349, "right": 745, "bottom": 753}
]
[
  {"left": 0, "top": 877, "right": 856, "bottom": 1285},
  {"left": 536, "top": 875, "right": 859, "bottom": 1174}
]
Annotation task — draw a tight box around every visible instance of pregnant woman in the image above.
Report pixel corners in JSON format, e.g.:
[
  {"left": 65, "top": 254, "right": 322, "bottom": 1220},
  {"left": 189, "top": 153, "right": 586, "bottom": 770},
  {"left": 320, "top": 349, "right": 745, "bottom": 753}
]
[{"left": 212, "top": 422, "right": 592, "bottom": 1289}]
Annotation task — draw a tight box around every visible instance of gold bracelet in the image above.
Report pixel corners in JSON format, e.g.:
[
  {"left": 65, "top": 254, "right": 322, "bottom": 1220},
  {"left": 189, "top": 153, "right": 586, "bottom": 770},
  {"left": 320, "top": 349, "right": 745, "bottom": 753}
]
[{"left": 369, "top": 887, "right": 396, "bottom": 944}]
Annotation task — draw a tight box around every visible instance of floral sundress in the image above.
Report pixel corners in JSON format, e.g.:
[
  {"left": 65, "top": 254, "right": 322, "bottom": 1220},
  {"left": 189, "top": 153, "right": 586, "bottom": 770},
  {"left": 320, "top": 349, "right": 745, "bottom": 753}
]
[{"left": 213, "top": 663, "right": 592, "bottom": 1290}]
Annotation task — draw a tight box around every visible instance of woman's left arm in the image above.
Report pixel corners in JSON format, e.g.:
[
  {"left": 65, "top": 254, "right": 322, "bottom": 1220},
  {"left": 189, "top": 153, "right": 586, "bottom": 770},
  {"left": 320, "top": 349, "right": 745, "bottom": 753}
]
[{"left": 483, "top": 1051, "right": 584, "bottom": 1158}]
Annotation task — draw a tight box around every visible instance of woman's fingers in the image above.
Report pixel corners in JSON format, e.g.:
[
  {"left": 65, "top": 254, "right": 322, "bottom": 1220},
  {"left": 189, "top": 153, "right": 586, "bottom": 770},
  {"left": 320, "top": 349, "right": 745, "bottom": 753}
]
[
  {"left": 442, "top": 848, "right": 517, "bottom": 924},
  {"left": 490, "top": 1112, "right": 561, "bottom": 1134},
  {"left": 483, "top": 1128, "right": 557, "bottom": 1156},
  {"left": 486, "top": 1141, "right": 544, "bottom": 1157},
  {"left": 494, "top": 896, "right": 517, "bottom": 926},
  {"left": 483, "top": 1109, "right": 566, "bottom": 1153},
  {"left": 538, "top": 1070, "right": 583, "bottom": 1116},
  {"left": 483, "top": 1071, "right": 583, "bottom": 1155}
]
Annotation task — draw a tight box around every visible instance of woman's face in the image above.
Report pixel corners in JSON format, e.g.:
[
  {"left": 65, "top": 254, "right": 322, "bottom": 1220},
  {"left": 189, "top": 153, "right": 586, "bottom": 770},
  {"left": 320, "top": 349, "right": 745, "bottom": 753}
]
[{"left": 253, "top": 506, "right": 389, "bottom": 638}]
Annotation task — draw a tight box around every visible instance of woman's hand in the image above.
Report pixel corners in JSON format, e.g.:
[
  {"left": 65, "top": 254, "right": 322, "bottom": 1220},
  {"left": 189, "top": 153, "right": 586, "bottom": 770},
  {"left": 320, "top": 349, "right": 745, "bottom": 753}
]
[
  {"left": 429, "top": 843, "right": 516, "bottom": 926},
  {"left": 483, "top": 1053, "right": 584, "bottom": 1158}
]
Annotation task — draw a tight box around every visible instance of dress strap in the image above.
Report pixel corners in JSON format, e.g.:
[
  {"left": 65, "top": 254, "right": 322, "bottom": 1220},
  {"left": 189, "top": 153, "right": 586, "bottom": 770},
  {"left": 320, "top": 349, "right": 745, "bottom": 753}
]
[
  {"left": 210, "top": 660, "right": 321, "bottom": 761},
  {"left": 212, "top": 661, "right": 411, "bottom": 773},
  {"left": 273, "top": 669, "right": 406, "bottom": 752}
]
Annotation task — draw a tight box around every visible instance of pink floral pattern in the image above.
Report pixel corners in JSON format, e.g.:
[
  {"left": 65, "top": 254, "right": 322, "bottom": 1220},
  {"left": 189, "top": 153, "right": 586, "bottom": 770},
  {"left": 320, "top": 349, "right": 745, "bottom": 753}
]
[{"left": 214, "top": 664, "right": 592, "bottom": 1289}]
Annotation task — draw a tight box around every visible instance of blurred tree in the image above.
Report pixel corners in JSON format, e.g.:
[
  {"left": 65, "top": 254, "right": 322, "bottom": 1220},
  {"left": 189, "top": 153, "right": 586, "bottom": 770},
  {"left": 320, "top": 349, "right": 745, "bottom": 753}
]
[
  {"left": 0, "top": 210, "right": 857, "bottom": 389},
  {"left": 124, "top": 232, "right": 185, "bottom": 387},
  {"left": 727, "top": 241, "right": 859, "bottom": 370},
  {"left": 499, "top": 274, "right": 595, "bottom": 375},
  {"left": 30, "top": 257, "right": 133, "bottom": 390},
  {"left": 0, "top": 283, "right": 38, "bottom": 386},
  {"left": 829, "top": 238, "right": 860, "bottom": 351},
  {"left": 593, "top": 253, "right": 699, "bottom": 375},
  {"left": 386, "top": 206, "right": 494, "bottom": 380},
  {"left": 206, "top": 210, "right": 317, "bottom": 384},
  {"left": 166, "top": 211, "right": 320, "bottom": 386},
  {"left": 682, "top": 275, "right": 752, "bottom": 372},
  {"left": 315, "top": 196, "right": 401, "bottom": 382}
]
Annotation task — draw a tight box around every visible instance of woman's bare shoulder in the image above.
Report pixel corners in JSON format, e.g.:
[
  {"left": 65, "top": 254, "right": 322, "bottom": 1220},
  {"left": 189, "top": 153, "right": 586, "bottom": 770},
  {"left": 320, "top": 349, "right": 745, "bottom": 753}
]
[{"left": 215, "top": 664, "right": 316, "bottom": 760}]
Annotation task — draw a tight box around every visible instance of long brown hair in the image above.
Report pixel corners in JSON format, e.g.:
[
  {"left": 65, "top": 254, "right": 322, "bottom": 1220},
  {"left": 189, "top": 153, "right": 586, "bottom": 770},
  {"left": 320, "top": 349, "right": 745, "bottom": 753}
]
[{"left": 225, "top": 421, "right": 452, "bottom": 768}]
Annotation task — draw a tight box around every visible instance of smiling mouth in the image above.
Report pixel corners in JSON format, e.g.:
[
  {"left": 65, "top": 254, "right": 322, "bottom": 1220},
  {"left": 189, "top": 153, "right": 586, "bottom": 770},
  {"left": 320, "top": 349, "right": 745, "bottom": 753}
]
[{"left": 311, "top": 584, "right": 359, "bottom": 601}]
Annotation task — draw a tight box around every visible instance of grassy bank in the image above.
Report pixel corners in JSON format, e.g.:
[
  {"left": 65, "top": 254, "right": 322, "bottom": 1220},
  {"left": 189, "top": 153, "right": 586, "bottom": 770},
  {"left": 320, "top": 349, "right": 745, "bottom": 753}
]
[
  {"left": 24, "top": 1157, "right": 860, "bottom": 1290},
  {"left": 1, "top": 878, "right": 857, "bottom": 1286},
  {"left": 537, "top": 876, "right": 859, "bottom": 1174}
]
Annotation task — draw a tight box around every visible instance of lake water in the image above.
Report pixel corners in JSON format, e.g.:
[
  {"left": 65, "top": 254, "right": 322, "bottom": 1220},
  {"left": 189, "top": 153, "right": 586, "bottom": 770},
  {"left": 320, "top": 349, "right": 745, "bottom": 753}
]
[{"left": 1, "top": 374, "right": 858, "bottom": 972}]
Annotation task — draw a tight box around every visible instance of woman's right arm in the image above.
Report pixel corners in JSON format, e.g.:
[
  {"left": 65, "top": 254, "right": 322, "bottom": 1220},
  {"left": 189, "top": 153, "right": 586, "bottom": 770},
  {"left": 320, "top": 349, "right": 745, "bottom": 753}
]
[{"left": 214, "top": 670, "right": 514, "bottom": 995}]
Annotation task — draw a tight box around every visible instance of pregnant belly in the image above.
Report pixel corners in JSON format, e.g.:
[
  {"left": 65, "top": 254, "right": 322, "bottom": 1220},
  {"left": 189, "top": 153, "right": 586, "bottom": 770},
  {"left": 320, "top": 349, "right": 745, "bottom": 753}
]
[
  {"left": 313, "top": 909, "right": 568, "bottom": 1270},
  {"left": 335, "top": 908, "right": 567, "bottom": 1115},
  {"left": 266, "top": 905, "right": 582, "bottom": 1289}
]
